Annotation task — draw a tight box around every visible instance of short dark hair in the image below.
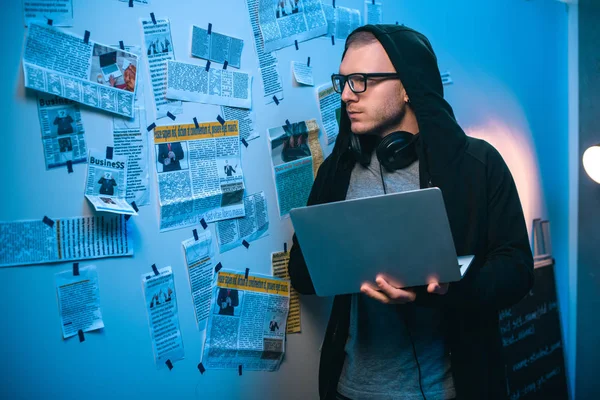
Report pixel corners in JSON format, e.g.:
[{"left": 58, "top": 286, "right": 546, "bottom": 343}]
[{"left": 345, "top": 31, "right": 379, "bottom": 51}]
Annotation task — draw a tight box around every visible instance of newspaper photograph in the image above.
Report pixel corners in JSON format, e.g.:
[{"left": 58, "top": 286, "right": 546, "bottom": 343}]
[
  {"left": 268, "top": 119, "right": 323, "bottom": 217},
  {"left": 216, "top": 192, "right": 269, "bottom": 253},
  {"left": 84, "top": 149, "right": 137, "bottom": 215},
  {"left": 246, "top": 0, "right": 284, "bottom": 104},
  {"left": 259, "top": 0, "right": 328, "bottom": 53},
  {"left": 153, "top": 121, "right": 246, "bottom": 232},
  {"left": 201, "top": 270, "right": 290, "bottom": 371},
  {"left": 317, "top": 82, "right": 342, "bottom": 144},
  {"left": 142, "top": 266, "right": 185, "bottom": 369},
  {"left": 166, "top": 60, "right": 252, "bottom": 109},
  {"left": 191, "top": 25, "right": 244, "bottom": 69},
  {"left": 365, "top": 0, "right": 383, "bottom": 24},
  {"left": 112, "top": 45, "right": 150, "bottom": 206},
  {"left": 23, "top": 0, "right": 73, "bottom": 27},
  {"left": 182, "top": 229, "right": 215, "bottom": 331},
  {"left": 291, "top": 61, "right": 314, "bottom": 86},
  {"left": 140, "top": 17, "right": 182, "bottom": 120},
  {"left": 322, "top": 2, "right": 362, "bottom": 39},
  {"left": 0, "top": 215, "right": 133, "bottom": 267},
  {"left": 23, "top": 23, "right": 138, "bottom": 118},
  {"left": 37, "top": 94, "right": 87, "bottom": 170},
  {"left": 272, "top": 250, "right": 301, "bottom": 333},
  {"left": 55, "top": 265, "right": 104, "bottom": 339},
  {"left": 221, "top": 106, "right": 259, "bottom": 142}
]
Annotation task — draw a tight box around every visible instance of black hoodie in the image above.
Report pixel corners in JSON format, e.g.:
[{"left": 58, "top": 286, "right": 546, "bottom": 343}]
[{"left": 288, "top": 24, "right": 534, "bottom": 399}]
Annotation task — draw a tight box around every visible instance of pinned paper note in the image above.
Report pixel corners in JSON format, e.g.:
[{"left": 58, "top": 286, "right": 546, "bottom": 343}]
[{"left": 291, "top": 61, "right": 314, "bottom": 86}]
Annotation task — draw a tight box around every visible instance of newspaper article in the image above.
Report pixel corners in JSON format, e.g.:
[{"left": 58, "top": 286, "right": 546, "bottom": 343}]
[
  {"left": 216, "top": 192, "right": 269, "bottom": 253},
  {"left": 153, "top": 121, "right": 246, "bottom": 232},
  {"left": 112, "top": 45, "right": 150, "bottom": 206},
  {"left": 271, "top": 251, "right": 301, "bottom": 333},
  {"left": 246, "top": 0, "right": 284, "bottom": 104},
  {"left": 23, "top": 0, "right": 73, "bottom": 27},
  {"left": 55, "top": 265, "right": 104, "bottom": 339},
  {"left": 221, "top": 106, "right": 259, "bottom": 142},
  {"left": 142, "top": 266, "right": 185, "bottom": 369},
  {"left": 166, "top": 60, "right": 252, "bottom": 109},
  {"left": 23, "top": 23, "right": 138, "bottom": 118},
  {"left": 268, "top": 119, "right": 323, "bottom": 217},
  {"left": 259, "top": 0, "right": 328, "bottom": 52},
  {"left": 291, "top": 61, "right": 314, "bottom": 86},
  {"left": 118, "top": 0, "right": 150, "bottom": 4},
  {"left": 84, "top": 150, "right": 137, "bottom": 215},
  {"left": 140, "top": 17, "right": 182, "bottom": 119},
  {"left": 365, "top": 0, "right": 383, "bottom": 24},
  {"left": 201, "top": 270, "right": 290, "bottom": 371},
  {"left": 317, "top": 82, "right": 342, "bottom": 145},
  {"left": 322, "top": 3, "right": 362, "bottom": 39},
  {"left": 182, "top": 230, "right": 214, "bottom": 331},
  {"left": 37, "top": 94, "right": 87, "bottom": 170},
  {"left": 191, "top": 25, "right": 244, "bottom": 69},
  {"left": 0, "top": 215, "right": 133, "bottom": 267}
]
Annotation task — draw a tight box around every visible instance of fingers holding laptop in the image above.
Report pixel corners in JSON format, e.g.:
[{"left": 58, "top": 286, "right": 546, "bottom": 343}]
[
  {"left": 427, "top": 282, "right": 449, "bottom": 295},
  {"left": 360, "top": 276, "right": 416, "bottom": 304}
]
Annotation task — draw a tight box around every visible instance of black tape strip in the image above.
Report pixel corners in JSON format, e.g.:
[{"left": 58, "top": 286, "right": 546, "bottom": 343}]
[
  {"left": 129, "top": 0, "right": 134, "bottom": 7},
  {"left": 241, "top": 138, "right": 248, "bottom": 148},
  {"left": 150, "top": 13, "right": 156, "bottom": 24},
  {"left": 166, "top": 359, "right": 173, "bottom": 370},
  {"left": 332, "top": 0, "right": 335, "bottom": 8},
  {"left": 78, "top": 329, "right": 85, "bottom": 342},
  {"left": 131, "top": 201, "right": 139, "bottom": 212},
  {"left": 198, "top": 363, "right": 206, "bottom": 374},
  {"left": 208, "top": 23, "right": 212, "bottom": 34},
  {"left": 223, "top": 60, "right": 228, "bottom": 70},
  {"left": 284, "top": 242, "right": 287, "bottom": 252},
  {"left": 42, "top": 216, "right": 54, "bottom": 228},
  {"left": 193, "top": 117, "right": 200, "bottom": 129},
  {"left": 244, "top": 268, "right": 249, "bottom": 280},
  {"left": 373, "top": 0, "right": 375, "bottom": 4},
  {"left": 200, "top": 218, "right": 208, "bottom": 229},
  {"left": 152, "top": 264, "right": 159, "bottom": 276},
  {"left": 331, "top": 35, "right": 335, "bottom": 45},
  {"left": 205, "top": 60, "right": 211, "bottom": 72},
  {"left": 285, "top": 119, "right": 291, "bottom": 128},
  {"left": 238, "top": 365, "right": 242, "bottom": 375},
  {"left": 294, "top": 40, "right": 299, "bottom": 50},
  {"left": 73, "top": 262, "right": 80, "bottom": 276},
  {"left": 119, "top": 41, "right": 125, "bottom": 50},
  {"left": 47, "top": 18, "right": 53, "bottom": 26},
  {"left": 307, "top": 57, "right": 310, "bottom": 67},
  {"left": 193, "top": 229, "right": 199, "bottom": 241},
  {"left": 242, "top": 240, "right": 250, "bottom": 249},
  {"left": 396, "top": 21, "right": 399, "bottom": 25},
  {"left": 83, "top": 31, "right": 90, "bottom": 44},
  {"left": 125, "top": 214, "right": 131, "bottom": 221},
  {"left": 214, "top": 262, "right": 222, "bottom": 273},
  {"left": 106, "top": 146, "right": 113, "bottom": 160},
  {"left": 147, "top": 123, "right": 156, "bottom": 132},
  {"left": 167, "top": 111, "right": 176, "bottom": 121},
  {"left": 217, "top": 115, "right": 225, "bottom": 125},
  {"left": 272, "top": 95, "right": 279, "bottom": 105},
  {"left": 66, "top": 160, "right": 73, "bottom": 173}
]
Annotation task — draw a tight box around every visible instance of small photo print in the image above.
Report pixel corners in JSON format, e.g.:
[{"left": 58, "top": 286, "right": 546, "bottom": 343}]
[
  {"left": 145, "top": 32, "right": 172, "bottom": 56},
  {"left": 275, "top": 0, "right": 303, "bottom": 19},
  {"left": 148, "top": 286, "right": 175, "bottom": 309},
  {"left": 270, "top": 120, "right": 311, "bottom": 167},
  {"left": 217, "top": 158, "right": 240, "bottom": 179},
  {"left": 93, "top": 169, "right": 121, "bottom": 196},
  {"left": 155, "top": 141, "right": 189, "bottom": 173},
  {"left": 90, "top": 44, "right": 138, "bottom": 93},
  {"left": 213, "top": 287, "right": 243, "bottom": 317},
  {"left": 58, "top": 137, "right": 73, "bottom": 153}
]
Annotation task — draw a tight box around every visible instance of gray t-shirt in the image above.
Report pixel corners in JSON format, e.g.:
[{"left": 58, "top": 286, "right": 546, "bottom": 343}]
[{"left": 337, "top": 151, "right": 456, "bottom": 400}]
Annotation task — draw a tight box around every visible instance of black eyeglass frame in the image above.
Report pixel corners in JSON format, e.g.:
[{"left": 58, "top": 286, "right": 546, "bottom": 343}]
[{"left": 331, "top": 73, "right": 402, "bottom": 94}]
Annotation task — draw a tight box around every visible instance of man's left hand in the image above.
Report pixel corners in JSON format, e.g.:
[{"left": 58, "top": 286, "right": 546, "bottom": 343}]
[{"left": 427, "top": 282, "right": 449, "bottom": 295}]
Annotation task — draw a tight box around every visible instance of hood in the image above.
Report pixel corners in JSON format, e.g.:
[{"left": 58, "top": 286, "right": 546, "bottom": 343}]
[{"left": 333, "top": 24, "right": 467, "bottom": 175}]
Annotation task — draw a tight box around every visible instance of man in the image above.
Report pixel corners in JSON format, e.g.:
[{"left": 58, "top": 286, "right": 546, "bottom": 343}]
[
  {"left": 98, "top": 172, "right": 117, "bottom": 196},
  {"left": 224, "top": 160, "right": 237, "bottom": 177},
  {"left": 158, "top": 142, "right": 184, "bottom": 172},
  {"left": 288, "top": 25, "right": 533, "bottom": 400},
  {"left": 217, "top": 288, "right": 239, "bottom": 316}
]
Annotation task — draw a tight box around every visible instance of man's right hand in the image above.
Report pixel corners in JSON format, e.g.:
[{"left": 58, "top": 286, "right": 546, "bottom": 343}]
[{"left": 163, "top": 157, "right": 171, "bottom": 166}]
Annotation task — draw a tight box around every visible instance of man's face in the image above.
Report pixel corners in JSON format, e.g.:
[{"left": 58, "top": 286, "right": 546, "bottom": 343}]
[
  {"left": 104, "top": 172, "right": 112, "bottom": 179},
  {"left": 339, "top": 40, "right": 408, "bottom": 137}
]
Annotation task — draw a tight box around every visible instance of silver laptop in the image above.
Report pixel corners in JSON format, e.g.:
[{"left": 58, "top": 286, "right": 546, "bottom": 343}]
[{"left": 289, "top": 187, "right": 474, "bottom": 297}]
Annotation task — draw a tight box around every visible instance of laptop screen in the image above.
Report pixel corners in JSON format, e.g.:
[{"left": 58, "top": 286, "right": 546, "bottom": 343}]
[{"left": 99, "top": 51, "right": 117, "bottom": 68}]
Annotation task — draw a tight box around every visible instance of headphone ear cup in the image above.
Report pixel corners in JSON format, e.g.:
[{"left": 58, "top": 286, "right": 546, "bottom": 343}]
[{"left": 376, "top": 131, "right": 418, "bottom": 171}]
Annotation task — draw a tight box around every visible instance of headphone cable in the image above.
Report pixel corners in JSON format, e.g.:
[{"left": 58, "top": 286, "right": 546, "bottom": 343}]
[{"left": 402, "top": 310, "right": 427, "bottom": 400}]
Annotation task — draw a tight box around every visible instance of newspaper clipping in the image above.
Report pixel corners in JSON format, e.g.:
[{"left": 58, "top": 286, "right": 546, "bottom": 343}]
[
  {"left": 221, "top": 106, "right": 259, "bottom": 142},
  {"left": 153, "top": 121, "right": 246, "bottom": 232},
  {"left": 84, "top": 149, "right": 137, "bottom": 215},
  {"left": 119, "top": 0, "right": 149, "bottom": 4},
  {"left": 191, "top": 25, "right": 244, "bottom": 69},
  {"left": 166, "top": 60, "right": 252, "bottom": 109},
  {"left": 37, "top": 94, "right": 87, "bottom": 170},
  {"left": 272, "top": 250, "right": 301, "bottom": 333},
  {"left": 182, "top": 229, "right": 214, "bottom": 331},
  {"left": 259, "top": 0, "right": 328, "bottom": 52},
  {"left": 23, "top": 23, "right": 138, "bottom": 118},
  {"left": 142, "top": 266, "right": 185, "bottom": 369},
  {"left": 322, "top": 3, "right": 362, "bottom": 39},
  {"left": 112, "top": 45, "right": 150, "bottom": 206},
  {"left": 0, "top": 215, "right": 133, "bottom": 267},
  {"left": 216, "top": 192, "right": 269, "bottom": 253},
  {"left": 55, "top": 265, "right": 104, "bottom": 339},
  {"left": 291, "top": 61, "right": 314, "bottom": 86},
  {"left": 141, "top": 17, "right": 182, "bottom": 119},
  {"left": 268, "top": 119, "right": 323, "bottom": 217},
  {"left": 23, "top": 0, "right": 73, "bottom": 27},
  {"left": 365, "top": 0, "right": 383, "bottom": 24},
  {"left": 317, "top": 82, "right": 342, "bottom": 145},
  {"left": 201, "top": 270, "right": 290, "bottom": 371},
  {"left": 246, "top": 0, "right": 284, "bottom": 104}
]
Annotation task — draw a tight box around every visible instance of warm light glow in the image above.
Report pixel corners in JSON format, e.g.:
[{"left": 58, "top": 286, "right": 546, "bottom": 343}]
[{"left": 583, "top": 145, "right": 600, "bottom": 184}]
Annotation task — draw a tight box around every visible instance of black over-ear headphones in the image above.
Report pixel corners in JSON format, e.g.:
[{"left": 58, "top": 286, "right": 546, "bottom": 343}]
[{"left": 350, "top": 130, "right": 418, "bottom": 171}]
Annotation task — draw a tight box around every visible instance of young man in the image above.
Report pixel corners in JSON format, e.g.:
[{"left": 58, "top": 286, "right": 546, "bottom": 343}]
[{"left": 288, "top": 25, "right": 534, "bottom": 400}]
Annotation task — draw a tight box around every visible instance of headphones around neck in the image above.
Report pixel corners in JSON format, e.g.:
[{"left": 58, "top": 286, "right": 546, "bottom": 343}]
[{"left": 350, "top": 130, "right": 418, "bottom": 171}]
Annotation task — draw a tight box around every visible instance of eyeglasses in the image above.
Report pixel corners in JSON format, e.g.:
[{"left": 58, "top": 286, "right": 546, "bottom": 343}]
[{"left": 331, "top": 73, "right": 402, "bottom": 94}]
